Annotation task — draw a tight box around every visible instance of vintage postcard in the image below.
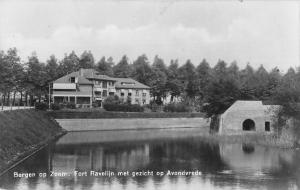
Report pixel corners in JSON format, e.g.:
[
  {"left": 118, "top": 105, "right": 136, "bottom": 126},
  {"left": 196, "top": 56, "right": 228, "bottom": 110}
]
[{"left": 0, "top": 0, "right": 299, "bottom": 190}]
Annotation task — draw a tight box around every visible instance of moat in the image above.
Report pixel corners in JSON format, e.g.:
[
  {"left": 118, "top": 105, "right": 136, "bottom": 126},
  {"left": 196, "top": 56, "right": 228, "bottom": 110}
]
[{"left": 0, "top": 128, "right": 299, "bottom": 190}]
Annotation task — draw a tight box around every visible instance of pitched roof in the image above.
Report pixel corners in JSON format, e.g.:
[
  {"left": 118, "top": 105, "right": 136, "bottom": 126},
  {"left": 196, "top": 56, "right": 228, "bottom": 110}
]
[
  {"left": 53, "top": 71, "right": 93, "bottom": 85},
  {"left": 53, "top": 68, "right": 150, "bottom": 89},
  {"left": 114, "top": 78, "right": 150, "bottom": 89},
  {"left": 79, "top": 69, "right": 116, "bottom": 81},
  {"left": 228, "top": 100, "right": 264, "bottom": 111},
  {"left": 223, "top": 100, "right": 280, "bottom": 114}
]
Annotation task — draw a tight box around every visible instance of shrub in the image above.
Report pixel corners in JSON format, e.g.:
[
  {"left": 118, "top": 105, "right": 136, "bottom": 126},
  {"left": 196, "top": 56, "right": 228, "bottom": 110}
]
[
  {"left": 103, "top": 103, "right": 144, "bottom": 112},
  {"left": 50, "top": 103, "right": 61, "bottom": 110},
  {"left": 163, "top": 102, "right": 190, "bottom": 112},
  {"left": 92, "top": 102, "right": 101, "bottom": 108},
  {"left": 35, "top": 102, "right": 48, "bottom": 110},
  {"left": 66, "top": 102, "right": 76, "bottom": 109},
  {"left": 103, "top": 96, "right": 144, "bottom": 112},
  {"left": 104, "top": 95, "right": 121, "bottom": 105},
  {"left": 146, "top": 101, "right": 163, "bottom": 112}
]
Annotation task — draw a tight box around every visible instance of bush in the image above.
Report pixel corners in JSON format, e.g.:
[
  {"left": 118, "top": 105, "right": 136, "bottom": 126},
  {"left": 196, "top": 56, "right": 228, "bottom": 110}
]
[
  {"left": 103, "top": 96, "right": 144, "bottom": 112},
  {"left": 92, "top": 102, "right": 101, "bottom": 108},
  {"left": 146, "top": 101, "right": 163, "bottom": 112},
  {"left": 66, "top": 102, "right": 76, "bottom": 109},
  {"left": 103, "top": 103, "right": 144, "bottom": 112},
  {"left": 104, "top": 95, "right": 121, "bottom": 105},
  {"left": 35, "top": 102, "right": 48, "bottom": 110},
  {"left": 50, "top": 103, "right": 61, "bottom": 110},
  {"left": 163, "top": 102, "right": 190, "bottom": 112}
]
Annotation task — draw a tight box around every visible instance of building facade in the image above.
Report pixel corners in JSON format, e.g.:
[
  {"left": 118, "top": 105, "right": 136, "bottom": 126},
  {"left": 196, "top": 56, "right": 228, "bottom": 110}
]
[
  {"left": 218, "top": 100, "right": 280, "bottom": 134},
  {"left": 52, "top": 68, "right": 150, "bottom": 108}
]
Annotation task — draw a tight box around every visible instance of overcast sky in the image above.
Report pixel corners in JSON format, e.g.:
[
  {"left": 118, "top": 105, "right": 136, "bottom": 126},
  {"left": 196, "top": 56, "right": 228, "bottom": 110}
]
[{"left": 0, "top": 0, "right": 299, "bottom": 71}]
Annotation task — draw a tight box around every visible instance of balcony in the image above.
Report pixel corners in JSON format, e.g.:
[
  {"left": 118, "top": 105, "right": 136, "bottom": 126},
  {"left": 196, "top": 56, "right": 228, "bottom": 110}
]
[
  {"left": 53, "top": 83, "right": 76, "bottom": 90},
  {"left": 94, "top": 87, "right": 102, "bottom": 91}
]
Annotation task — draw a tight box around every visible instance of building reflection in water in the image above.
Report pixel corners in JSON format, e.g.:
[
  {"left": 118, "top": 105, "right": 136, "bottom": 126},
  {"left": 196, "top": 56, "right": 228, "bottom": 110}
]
[
  {"left": 1, "top": 131, "right": 300, "bottom": 190},
  {"left": 53, "top": 143, "right": 150, "bottom": 172},
  {"left": 219, "top": 143, "right": 294, "bottom": 173}
]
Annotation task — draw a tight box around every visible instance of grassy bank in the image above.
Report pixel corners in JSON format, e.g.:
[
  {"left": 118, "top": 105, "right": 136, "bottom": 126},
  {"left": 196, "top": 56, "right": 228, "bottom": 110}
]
[
  {"left": 48, "top": 110, "right": 204, "bottom": 119},
  {"left": 0, "top": 110, "right": 66, "bottom": 174}
]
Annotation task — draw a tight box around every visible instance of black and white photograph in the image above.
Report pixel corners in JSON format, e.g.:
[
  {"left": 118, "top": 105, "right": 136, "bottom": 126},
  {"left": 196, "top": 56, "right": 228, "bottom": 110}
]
[{"left": 0, "top": 0, "right": 299, "bottom": 189}]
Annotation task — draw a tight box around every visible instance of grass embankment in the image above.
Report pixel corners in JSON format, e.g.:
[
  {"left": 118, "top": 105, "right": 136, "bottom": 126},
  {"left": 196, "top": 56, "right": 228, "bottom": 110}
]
[
  {"left": 48, "top": 110, "right": 204, "bottom": 119},
  {"left": 0, "top": 110, "right": 66, "bottom": 174}
]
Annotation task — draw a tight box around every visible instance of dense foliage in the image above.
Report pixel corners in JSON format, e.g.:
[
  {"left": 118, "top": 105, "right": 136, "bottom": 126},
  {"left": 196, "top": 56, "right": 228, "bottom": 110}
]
[
  {"left": 163, "top": 102, "right": 191, "bottom": 112},
  {"left": 0, "top": 48, "right": 299, "bottom": 118},
  {"left": 103, "top": 95, "right": 144, "bottom": 112}
]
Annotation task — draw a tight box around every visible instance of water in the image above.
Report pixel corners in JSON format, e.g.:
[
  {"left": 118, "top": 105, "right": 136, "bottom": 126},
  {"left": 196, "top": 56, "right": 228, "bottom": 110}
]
[{"left": 0, "top": 128, "right": 300, "bottom": 190}]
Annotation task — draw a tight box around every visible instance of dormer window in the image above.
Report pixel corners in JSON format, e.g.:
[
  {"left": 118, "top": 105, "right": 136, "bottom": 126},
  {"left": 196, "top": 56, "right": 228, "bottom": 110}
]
[
  {"left": 121, "top": 82, "right": 135, "bottom": 86},
  {"left": 70, "top": 77, "right": 76, "bottom": 83}
]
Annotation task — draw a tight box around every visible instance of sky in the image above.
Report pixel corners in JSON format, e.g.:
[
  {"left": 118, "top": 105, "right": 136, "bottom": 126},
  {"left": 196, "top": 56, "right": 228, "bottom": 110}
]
[{"left": 0, "top": 0, "right": 299, "bottom": 71}]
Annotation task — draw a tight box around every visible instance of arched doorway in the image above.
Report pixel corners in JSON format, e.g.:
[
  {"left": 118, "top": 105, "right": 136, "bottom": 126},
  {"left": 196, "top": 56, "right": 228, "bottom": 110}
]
[{"left": 242, "top": 119, "right": 255, "bottom": 131}]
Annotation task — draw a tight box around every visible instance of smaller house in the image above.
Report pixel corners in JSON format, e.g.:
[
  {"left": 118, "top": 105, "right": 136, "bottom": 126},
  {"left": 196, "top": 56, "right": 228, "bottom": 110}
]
[
  {"left": 114, "top": 78, "right": 150, "bottom": 105},
  {"left": 218, "top": 100, "right": 280, "bottom": 134}
]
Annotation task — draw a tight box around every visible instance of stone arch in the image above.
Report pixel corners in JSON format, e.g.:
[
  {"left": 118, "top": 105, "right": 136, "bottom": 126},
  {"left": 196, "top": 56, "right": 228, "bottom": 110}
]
[{"left": 242, "top": 119, "right": 255, "bottom": 131}]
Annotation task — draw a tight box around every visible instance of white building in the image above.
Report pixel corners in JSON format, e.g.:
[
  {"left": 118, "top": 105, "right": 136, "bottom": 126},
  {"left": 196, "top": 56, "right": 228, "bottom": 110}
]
[
  {"left": 218, "top": 100, "right": 280, "bottom": 134},
  {"left": 52, "top": 68, "right": 150, "bottom": 107}
]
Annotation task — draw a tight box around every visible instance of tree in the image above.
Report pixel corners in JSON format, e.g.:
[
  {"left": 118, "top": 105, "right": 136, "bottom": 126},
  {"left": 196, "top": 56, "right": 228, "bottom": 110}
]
[
  {"left": 267, "top": 67, "right": 281, "bottom": 95},
  {"left": 150, "top": 56, "right": 167, "bottom": 104},
  {"left": 0, "top": 48, "right": 24, "bottom": 107},
  {"left": 113, "top": 55, "right": 132, "bottom": 78},
  {"left": 202, "top": 60, "right": 240, "bottom": 117},
  {"left": 152, "top": 55, "right": 168, "bottom": 73},
  {"left": 213, "top": 60, "right": 228, "bottom": 79},
  {"left": 58, "top": 51, "right": 79, "bottom": 77},
  {"left": 131, "top": 54, "right": 153, "bottom": 86},
  {"left": 25, "top": 52, "right": 47, "bottom": 104},
  {"left": 196, "top": 59, "right": 212, "bottom": 100},
  {"left": 202, "top": 77, "right": 240, "bottom": 117},
  {"left": 45, "top": 55, "right": 59, "bottom": 82},
  {"left": 166, "top": 60, "right": 183, "bottom": 102},
  {"left": 78, "top": 50, "right": 95, "bottom": 69},
  {"left": 239, "top": 63, "right": 257, "bottom": 100},
  {"left": 254, "top": 65, "right": 270, "bottom": 99},
  {"left": 227, "top": 61, "right": 240, "bottom": 81},
  {"left": 96, "top": 56, "right": 114, "bottom": 76},
  {"left": 178, "top": 60, "right": 198, "bottom": 99}
]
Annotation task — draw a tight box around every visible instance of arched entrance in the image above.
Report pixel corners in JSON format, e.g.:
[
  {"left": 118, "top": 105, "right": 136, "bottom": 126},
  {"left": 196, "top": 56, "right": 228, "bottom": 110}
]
[{"left": 242, "top": 119, "right": 255, "bottom": 131}]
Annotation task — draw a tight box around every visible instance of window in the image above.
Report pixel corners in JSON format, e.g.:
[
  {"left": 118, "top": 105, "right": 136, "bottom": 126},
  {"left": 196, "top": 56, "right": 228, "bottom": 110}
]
[
  {"left": 128, "top": 92, "right": 132, "bottom": 96},
  {"left": 135, "top": 98, "right": 139, "bottom": 104},
  {"left": 142, "top": 93, "right": 147, "bottom": 97},
  {"left": 109, "top": 92, "right": 114, "bottom": 96},
  {"left": 77, "top": 97, "right": 90, "bottom": 104},
  {"left": 95, "top": 91, "right": 101, "bottom": 96},
  {"left": 136, "top": 90, "right": 139, "bottom": 96},
  {"left": 103, "top": 81, "right": 107, "bottom": 88},
  {"left": 265, "top": 121, "right": 270, "bottom": 131},
  {"left": 103, "top": 90, "right": 107, "bottom": 97},
  {"left": 142, "top": 99, "right": 146, "bottom": 104},
  {"left": 70, "top": 77, "right": 75, "bottom": 83},
  {"left": 121, "top": 93, "right": 124, "bottom": 96}
]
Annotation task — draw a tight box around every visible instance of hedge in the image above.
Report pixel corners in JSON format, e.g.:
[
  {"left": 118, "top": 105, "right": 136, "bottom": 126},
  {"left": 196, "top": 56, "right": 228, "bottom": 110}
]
[{"left": 103, "top": 103, "right": 144, "bottom": 112}]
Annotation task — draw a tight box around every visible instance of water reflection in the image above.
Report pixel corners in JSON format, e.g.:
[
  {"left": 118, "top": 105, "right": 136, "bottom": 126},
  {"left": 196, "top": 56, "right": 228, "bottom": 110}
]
[{"left": 0, "top": 130, "right": 300, "bottom": 190}]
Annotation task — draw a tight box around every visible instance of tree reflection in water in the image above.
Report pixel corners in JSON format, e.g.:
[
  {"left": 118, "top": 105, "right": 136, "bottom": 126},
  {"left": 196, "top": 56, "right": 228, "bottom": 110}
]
[{"left": 0, "top": 132, "right": 299, "bottom": 190}]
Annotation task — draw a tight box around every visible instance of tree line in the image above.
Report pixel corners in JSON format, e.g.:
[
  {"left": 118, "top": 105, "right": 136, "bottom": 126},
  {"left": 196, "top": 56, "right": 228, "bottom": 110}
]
[{"left": 0, "top": 48, "right": 299, "bottom": 117}]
